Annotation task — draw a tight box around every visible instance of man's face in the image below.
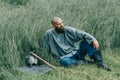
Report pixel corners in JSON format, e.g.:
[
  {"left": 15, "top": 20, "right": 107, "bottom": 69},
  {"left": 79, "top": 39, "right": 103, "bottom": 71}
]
[{"left": 53, "top": 19, "right": 65, "bottom": 33}]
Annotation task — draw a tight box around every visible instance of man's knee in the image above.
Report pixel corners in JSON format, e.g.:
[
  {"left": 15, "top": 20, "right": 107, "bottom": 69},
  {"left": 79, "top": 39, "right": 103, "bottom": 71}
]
[{"left": 60, "top": 57, "right": 77, "bottom": 67}]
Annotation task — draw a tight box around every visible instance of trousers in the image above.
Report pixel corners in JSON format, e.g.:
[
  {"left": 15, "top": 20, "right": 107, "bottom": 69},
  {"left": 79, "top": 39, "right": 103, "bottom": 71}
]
[{"left": 60, "top": 40, "right": 97, "bottom": 67}]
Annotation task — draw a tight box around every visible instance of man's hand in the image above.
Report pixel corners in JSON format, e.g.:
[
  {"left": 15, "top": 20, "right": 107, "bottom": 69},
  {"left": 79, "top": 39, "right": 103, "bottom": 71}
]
[{"left": 93, "top": 40, "right": 99, "bottom": 50}]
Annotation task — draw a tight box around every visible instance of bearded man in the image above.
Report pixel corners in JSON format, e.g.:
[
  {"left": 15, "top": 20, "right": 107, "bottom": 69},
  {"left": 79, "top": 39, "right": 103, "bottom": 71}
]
[{"left": 43, "top": 17, "right": 111, "bottom": 71}]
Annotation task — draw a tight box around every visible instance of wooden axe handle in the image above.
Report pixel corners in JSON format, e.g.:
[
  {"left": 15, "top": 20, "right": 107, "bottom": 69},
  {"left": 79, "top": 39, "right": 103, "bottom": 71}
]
[{"left": 31, "top": 53, "right": 57, "bottom": 70}]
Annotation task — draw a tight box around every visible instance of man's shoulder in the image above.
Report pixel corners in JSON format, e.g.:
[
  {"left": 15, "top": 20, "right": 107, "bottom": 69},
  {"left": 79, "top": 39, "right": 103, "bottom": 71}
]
[
  {"left": 65, "top": 26, "right": 76, "bottom": 32},
  {"left": 45, "top": 28, "right": 54, "bottom": 34}
]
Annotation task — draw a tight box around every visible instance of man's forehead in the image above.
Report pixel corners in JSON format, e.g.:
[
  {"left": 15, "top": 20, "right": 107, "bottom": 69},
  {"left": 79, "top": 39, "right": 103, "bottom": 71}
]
[
  {"left": 54, "top": 19, "right": 62, "bottom": 23},
  {"left": 51, "top": 17, "right": 63, "bottom": 25}
]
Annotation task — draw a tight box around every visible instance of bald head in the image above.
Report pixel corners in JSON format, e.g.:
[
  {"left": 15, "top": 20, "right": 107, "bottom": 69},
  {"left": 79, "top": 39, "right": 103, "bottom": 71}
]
[
  {"left": 51, "top": 17, "right": 62, "bottom": 25},
  {"left": 51, "top": 17, "right": 65, "bottom": 33}
]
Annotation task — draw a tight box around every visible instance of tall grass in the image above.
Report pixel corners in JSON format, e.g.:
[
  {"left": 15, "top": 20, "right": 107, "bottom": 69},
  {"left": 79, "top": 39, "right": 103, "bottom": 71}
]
[
  {"left": 2, "top": 0, "right": 30, "bottom": 5},
  {"left": 0, "top": 0, "right": 120, "bottom": 80}
]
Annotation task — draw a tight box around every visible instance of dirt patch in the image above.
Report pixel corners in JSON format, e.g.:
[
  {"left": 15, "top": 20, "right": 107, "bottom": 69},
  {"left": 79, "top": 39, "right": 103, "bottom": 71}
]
[{"left": 18, "top": 65, "right": 52, "bottom": 74}]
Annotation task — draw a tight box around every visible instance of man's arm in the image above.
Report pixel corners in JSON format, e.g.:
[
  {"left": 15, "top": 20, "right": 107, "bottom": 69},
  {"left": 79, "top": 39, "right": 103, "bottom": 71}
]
[{"left": 75, "top": 29, "right": 99, "bottom": 50}]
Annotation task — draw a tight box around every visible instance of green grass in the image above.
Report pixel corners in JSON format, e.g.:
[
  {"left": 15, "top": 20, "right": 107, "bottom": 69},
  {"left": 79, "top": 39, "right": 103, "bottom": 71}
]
[
  {"left": 1, "top": 49, "right": 120, "bottom": 80},
  {"left": 0, "top": 0, "right": 120, "bottom": 80}
]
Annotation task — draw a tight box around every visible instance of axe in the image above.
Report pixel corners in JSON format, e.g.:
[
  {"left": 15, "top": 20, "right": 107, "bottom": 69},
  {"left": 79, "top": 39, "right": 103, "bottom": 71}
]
[{"left": 31, "top": 52, "right": 57, "bottom": 70}]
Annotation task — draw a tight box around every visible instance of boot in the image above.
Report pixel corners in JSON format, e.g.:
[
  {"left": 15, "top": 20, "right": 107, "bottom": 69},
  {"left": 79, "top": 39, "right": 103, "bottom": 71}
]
[{"left": 93, "top": 50, "right": 111, "bottom": 71}]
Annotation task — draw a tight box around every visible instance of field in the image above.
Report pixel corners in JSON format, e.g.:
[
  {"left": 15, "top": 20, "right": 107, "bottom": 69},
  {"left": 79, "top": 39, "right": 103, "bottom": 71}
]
[{"left": 0, "top": 0, "right": 120, "bottom": 80}]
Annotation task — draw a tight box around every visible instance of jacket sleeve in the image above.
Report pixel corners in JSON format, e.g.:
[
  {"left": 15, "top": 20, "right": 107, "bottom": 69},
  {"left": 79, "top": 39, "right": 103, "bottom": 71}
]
[
  {"left": 75, "top": 29, "right": 97, "bottom": 44},
  {"left": 43, "top": 32, "right": 50, "bottom": 50}
]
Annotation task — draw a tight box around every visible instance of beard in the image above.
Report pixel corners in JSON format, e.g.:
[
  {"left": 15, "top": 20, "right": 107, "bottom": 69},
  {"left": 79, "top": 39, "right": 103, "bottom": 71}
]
[{"left": 55, "top": 27, "right": 65, "bottom": 33}]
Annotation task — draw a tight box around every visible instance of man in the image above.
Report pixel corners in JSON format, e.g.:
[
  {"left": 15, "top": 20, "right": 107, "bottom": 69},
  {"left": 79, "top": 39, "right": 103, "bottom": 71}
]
[{"left": 43, "top": 17, "right": 111, "bottom": 71}]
